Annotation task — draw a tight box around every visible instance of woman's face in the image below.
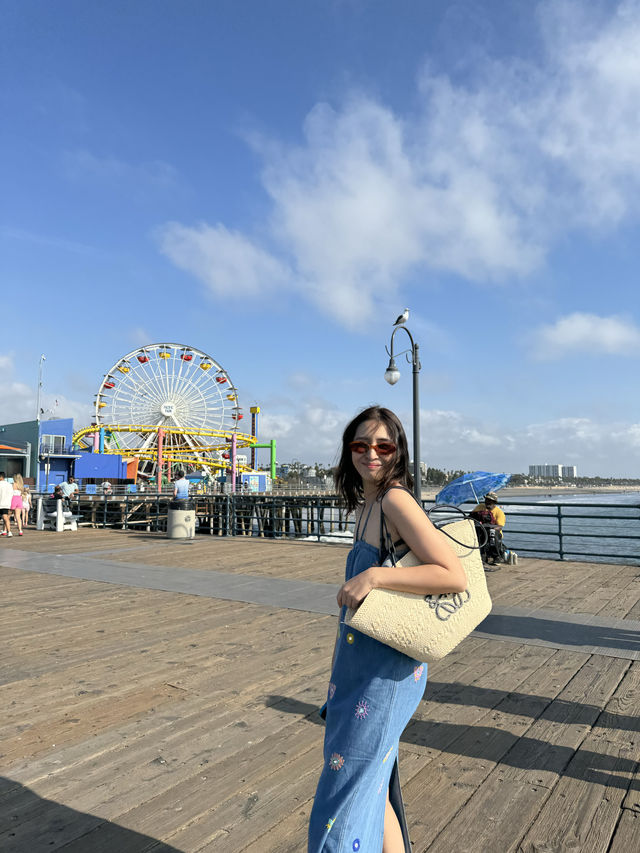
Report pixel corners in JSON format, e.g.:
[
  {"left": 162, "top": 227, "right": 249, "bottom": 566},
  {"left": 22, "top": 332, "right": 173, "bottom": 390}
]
[{"left": 350, "top": 419, "right": 396, "bottom": 485}]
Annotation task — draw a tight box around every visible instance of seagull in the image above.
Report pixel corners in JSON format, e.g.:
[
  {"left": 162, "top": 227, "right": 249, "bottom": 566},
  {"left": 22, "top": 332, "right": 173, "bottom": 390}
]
[{"left": 393, "top": 308, "right": 409, "bottom": 326}]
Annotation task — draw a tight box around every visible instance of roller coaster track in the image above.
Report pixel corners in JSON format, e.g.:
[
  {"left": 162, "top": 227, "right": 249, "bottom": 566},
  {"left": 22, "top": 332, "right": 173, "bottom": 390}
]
[{"left": 73, "top": 424, "right": 256, "bottom": 448}]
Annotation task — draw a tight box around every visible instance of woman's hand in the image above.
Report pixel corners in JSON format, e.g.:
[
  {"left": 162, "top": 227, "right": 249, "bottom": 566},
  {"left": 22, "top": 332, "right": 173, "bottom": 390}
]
[{"left": 337, "top": 567, "right": 379, "bottom": 610}]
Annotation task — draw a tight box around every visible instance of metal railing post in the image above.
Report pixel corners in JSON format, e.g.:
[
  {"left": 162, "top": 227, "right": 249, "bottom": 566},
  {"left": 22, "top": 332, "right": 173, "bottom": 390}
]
[{"left": 557, "top": 505, "right": 564, "bottom": 560}]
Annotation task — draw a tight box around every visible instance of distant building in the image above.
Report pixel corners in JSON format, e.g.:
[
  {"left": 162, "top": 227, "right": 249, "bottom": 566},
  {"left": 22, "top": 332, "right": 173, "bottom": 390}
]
[
  {"left": 529, "top": 464, "right": 577, "bottom": 479},
  {"left": 0, "top": 418, "right": 80, "bottom": 489}
]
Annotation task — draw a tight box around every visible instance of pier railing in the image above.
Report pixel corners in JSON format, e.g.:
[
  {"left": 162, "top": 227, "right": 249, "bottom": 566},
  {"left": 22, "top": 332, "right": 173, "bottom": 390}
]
[
  {"left": 487, "top": 499, "right": 640, "bottom": 564},
  {"left": 29, "top": 493, "right": 640, "bottom": 564}
]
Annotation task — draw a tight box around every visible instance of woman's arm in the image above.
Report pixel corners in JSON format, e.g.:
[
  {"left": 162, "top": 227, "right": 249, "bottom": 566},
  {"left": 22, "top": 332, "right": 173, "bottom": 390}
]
[{"left": 337, "top": 489, "right": 467, "bottom": 610}]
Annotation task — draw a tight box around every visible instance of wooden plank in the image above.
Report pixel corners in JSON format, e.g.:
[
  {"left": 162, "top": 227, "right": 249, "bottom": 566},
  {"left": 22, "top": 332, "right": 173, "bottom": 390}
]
[
  {"left": 3, "top": 532, "right": 640, "bottom": 852},
  {"left": 1, "top": 611, "right": 331, "bottom": 773},
  {"left": 7, "top": 717, "right": 324, "bottom": 853},
  {"left": 405, "top": 648, "right": 588, "bottom": 850},
  {"left": 0, "top": 659, "right": 330, "bottom": 850},
  {"left": 421, "top": 655, "right": 630, "bottom": 852},
  {"left": 608, "top": 810, "right": 640, "bottom": 853},
  {"left": 518, "top": 705, "right": 639, "bottom": 853},
  {"left": 1, "top": 614, "right": 330, "bottom": 784}
]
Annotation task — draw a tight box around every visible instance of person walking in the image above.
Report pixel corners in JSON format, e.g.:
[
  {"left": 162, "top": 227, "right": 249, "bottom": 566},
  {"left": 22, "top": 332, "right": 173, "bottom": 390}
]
[
  {"left": 0, "top": 472, "right": 13, "bottom": 536},
  {"left": 308, "top": 406, "right": 466, "bottom": 852},
  {"left": 10, "top": 472, "right": 24, "bottom": 536}
]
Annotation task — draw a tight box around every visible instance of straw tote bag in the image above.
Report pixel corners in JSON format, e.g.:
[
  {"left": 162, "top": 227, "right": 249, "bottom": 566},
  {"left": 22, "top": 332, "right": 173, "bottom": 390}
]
[{"left": 344, "top": 502, "right": 492, "bottom": 662}]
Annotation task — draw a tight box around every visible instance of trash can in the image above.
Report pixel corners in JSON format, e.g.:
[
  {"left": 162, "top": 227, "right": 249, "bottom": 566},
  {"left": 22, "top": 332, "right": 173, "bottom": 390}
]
[{"left": 167, "top": 499, "right": 195, "bottom": 539}]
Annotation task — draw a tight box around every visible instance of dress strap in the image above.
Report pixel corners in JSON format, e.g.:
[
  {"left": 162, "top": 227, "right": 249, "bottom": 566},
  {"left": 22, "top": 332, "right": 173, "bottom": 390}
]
[
  {"left": 354, "top": 500, "right": 375, "bottom": 541},
  {"left": 379, "top": 485, "right": 421, "bottom": 556}
]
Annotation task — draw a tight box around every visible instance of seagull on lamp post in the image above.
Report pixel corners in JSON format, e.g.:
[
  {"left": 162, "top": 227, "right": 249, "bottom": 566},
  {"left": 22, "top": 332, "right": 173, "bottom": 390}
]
[{"left": 393, "top": 308, "right": 409, "bottom": 326}]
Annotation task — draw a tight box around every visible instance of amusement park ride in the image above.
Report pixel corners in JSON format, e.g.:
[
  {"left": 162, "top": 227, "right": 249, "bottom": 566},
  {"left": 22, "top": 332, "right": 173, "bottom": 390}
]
[{"left": 72, "top": 343, "right": 274, "bottom": 488}]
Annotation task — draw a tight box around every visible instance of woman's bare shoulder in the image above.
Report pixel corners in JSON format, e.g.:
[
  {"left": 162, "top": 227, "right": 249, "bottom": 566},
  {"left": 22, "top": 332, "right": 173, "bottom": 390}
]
[
  {"left": 379, "top": 485, "right": 423, "bottom": 523},
  {"left": 379, "top": 485, "right": 415, "bottom": 510}
]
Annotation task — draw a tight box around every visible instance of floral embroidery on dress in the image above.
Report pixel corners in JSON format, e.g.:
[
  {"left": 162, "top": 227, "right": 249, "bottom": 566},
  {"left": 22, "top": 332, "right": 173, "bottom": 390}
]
[
  {"left": 382, "top": 746, "right": 393, "bottom": 763},
  {"left": 346, "top": 632, "right": 355, "bottom": 644},
  {"left": 326, "top": 817, "right": 335, "bottom": 831},
  {"left": 414, "top": 664, "right": 424, "bottom": 682},
  {"left": 329, "top": 752, "right": 345, "bottom": 771},
  {"left": 354, "top": 699, "right": 369, "bottom": 720},
  {"left": 328, "top": 682, "right": 336, "bottom": 700},
  {"left": 352, "top": 840, "right": 361, "bottom": 851}
]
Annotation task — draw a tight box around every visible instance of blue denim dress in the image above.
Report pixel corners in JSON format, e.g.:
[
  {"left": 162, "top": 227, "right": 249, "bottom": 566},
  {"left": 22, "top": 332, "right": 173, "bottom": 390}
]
[{"left": 308, "top": 507, "right": 427, "bottom": 852}]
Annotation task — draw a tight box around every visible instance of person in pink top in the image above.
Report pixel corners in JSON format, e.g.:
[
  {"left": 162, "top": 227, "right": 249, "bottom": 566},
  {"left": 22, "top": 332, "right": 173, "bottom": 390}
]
[
  {"left": 0, "top": 472, "right": 14, "bottom": 536},
  {"left": 10, "top": 472, "right": 25, "bottom": 535}
]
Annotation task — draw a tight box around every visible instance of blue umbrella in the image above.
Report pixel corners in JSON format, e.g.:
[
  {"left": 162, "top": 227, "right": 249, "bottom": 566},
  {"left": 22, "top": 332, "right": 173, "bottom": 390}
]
[{"left": 435, "top": 471, "right": 511, "bottom": 506}]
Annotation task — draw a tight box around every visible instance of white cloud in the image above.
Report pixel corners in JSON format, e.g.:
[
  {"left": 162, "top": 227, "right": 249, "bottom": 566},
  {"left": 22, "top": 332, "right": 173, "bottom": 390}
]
[
  {"left": 157, "top": 222, "right": 292, "bottom": 297},
  {"left": 259, "top": 401, "right": 348, "bottom": 464},
  {"left": 532, "top": 313, "right": 640, "bottom": 359},
  {"left": 255, "top": 396, "right": 640, "bottom": 477},
  {"left": 161, "top": 0, "right": 640, "bottom": 325},
  {"left": 158, "top": 1, "right": 640, "bottom": 327},
  {"left": 0, "top": 354, "right": 92, "bottom": 427}
]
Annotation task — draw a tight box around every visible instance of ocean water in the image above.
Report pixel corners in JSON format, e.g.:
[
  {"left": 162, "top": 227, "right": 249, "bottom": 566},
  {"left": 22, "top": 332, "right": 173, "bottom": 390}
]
[
  {"left": 494, "top": 492, "right": 640, "bottom": 564},
  {"left": 294, "top": 492, "right": 640, "bottom": 565}
]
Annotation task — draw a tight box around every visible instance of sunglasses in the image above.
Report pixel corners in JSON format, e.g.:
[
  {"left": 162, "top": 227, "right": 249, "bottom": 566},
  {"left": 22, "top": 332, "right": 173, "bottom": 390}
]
[{"left": 349, "top": 440, "right": 397, "bottom": 456}]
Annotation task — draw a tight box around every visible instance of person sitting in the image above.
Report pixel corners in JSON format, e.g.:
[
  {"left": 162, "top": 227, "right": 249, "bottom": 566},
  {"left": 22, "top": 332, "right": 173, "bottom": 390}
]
[
  {"left": 173, "top": 470, "right": 190, "bottom": 500},
  {"left": 470, "top": 491, "right": 506, "bottom": 565},
  {"left": 43, "top": 485, "right": 75, "bottom": 530},
  {"left": 46, "top": 485, "right": 71, "bottom": 514},
  {"left": 60, "top": 475, "right": 79, "bottom": 501}
]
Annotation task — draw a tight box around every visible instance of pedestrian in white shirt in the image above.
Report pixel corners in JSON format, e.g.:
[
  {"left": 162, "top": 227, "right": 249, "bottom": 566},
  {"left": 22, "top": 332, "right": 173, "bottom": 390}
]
[{"left": 0, "top": 472, "right": 14, "bottom": 536}]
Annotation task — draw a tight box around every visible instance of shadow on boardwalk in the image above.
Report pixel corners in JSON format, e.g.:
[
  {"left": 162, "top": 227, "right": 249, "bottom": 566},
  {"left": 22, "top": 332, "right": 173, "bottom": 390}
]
[
  {"left": 268, "top": 693, "right": 639, "bottom": 791},
  {"left": 479, "top": 611, "right": 640, "bottom": 656},
  {"left": 0, "top": 777, "right": 184, "bottom": 853}
]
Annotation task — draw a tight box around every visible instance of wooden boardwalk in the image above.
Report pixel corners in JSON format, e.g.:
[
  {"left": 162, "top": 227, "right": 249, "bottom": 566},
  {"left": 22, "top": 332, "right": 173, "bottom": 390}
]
[{"left": 1, "top": 529, "right": 639, "bottom": 852}]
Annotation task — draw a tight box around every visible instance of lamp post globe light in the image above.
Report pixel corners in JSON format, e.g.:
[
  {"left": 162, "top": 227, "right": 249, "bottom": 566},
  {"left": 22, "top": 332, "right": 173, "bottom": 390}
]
[{"left": 384, "top": 317, "right": 422, "bottom": 500}]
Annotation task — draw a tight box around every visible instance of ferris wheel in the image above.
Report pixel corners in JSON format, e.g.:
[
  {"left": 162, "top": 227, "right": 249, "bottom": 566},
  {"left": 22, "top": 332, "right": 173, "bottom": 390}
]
[{"left": 93, "top": 343, "right": 244, "bottom": 477}]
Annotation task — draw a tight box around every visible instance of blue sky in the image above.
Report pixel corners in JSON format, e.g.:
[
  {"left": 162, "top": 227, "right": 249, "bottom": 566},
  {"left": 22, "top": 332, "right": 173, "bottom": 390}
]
[{"left": 2, "top": 0, "right": 640, "bottom": 475}]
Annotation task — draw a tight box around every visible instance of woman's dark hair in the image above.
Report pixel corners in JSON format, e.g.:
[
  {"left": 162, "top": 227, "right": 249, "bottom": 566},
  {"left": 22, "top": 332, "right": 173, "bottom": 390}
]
[{"left": 334, "top": 405, "right": 413, "bottom": 512}]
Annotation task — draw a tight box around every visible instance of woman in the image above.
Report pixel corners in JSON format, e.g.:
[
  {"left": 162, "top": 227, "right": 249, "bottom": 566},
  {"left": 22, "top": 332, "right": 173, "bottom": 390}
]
[
  {"left": 21, "top": 485, "right": 31, "bottom": 527},
  {"left": 308, "top": 406, "right": 466, "bottom": 853},
  {"left": 10, "top": 473, "right": 24, "bottom": 536}
]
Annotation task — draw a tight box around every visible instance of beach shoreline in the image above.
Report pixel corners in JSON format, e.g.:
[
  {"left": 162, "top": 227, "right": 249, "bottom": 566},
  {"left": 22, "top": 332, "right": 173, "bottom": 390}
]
[{"left": 421, "top": 484, "right": 640, "bottom": 501}]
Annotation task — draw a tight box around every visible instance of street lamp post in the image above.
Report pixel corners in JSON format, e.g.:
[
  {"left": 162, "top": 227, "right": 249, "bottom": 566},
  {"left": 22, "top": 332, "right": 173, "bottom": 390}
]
[{"left": 384, "top": 325, "right": 422, "bottom": 501}]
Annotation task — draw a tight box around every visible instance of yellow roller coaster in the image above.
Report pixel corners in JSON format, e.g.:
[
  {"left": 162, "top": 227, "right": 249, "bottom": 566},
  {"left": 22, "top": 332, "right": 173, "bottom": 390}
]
[{"left": 73, "top": 424, "right": 258, "bottom": 473}]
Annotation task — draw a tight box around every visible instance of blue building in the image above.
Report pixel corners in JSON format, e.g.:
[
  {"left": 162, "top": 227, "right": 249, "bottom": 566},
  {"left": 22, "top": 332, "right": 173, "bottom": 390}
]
[{"left": 0, "top": 418, "right": 81, "bottom": 489}]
